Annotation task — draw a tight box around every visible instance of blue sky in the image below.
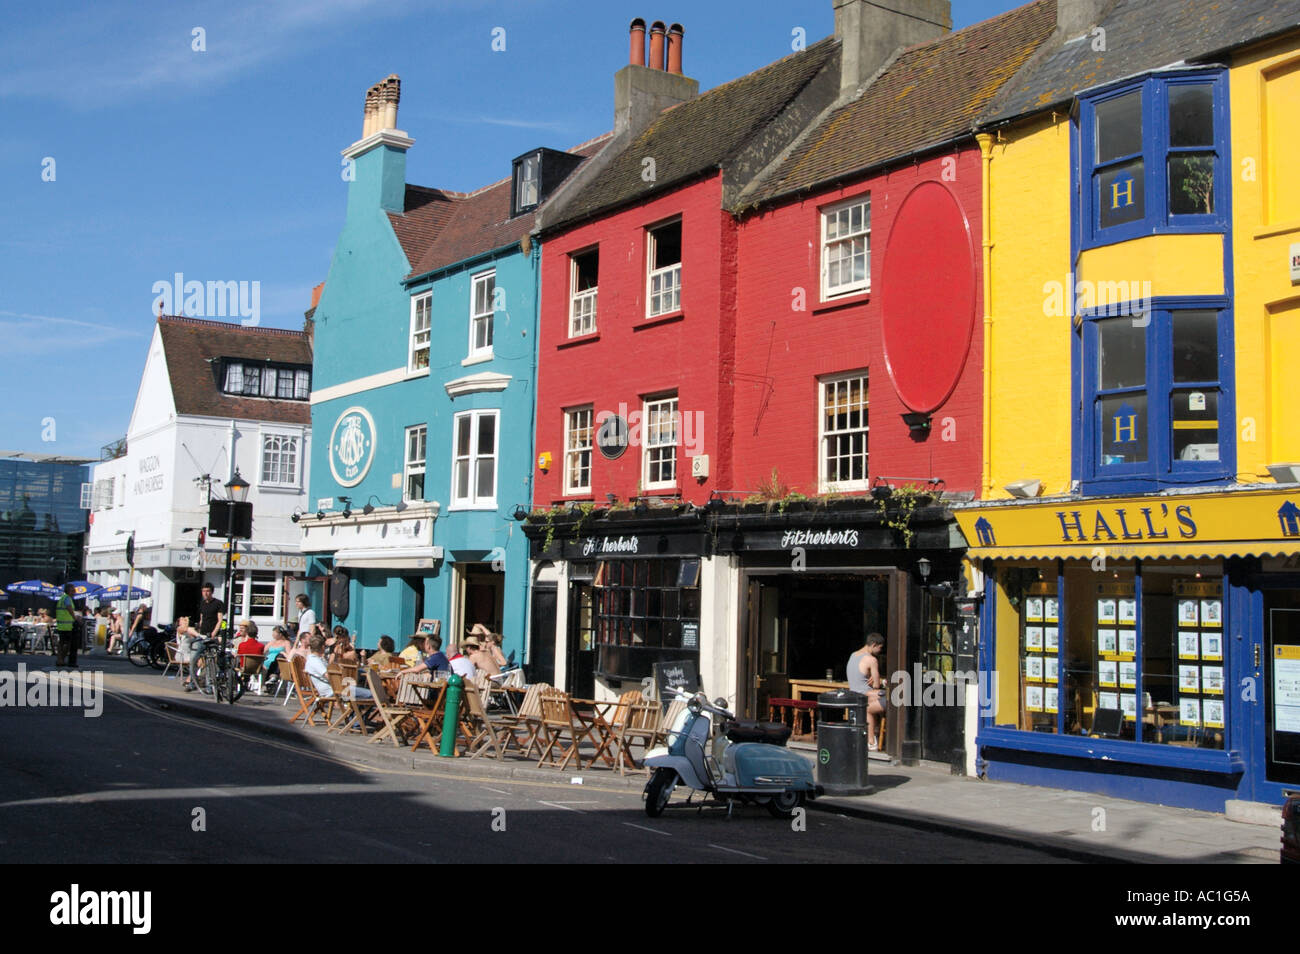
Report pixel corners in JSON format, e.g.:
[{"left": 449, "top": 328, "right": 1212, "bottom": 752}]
[{"left": 0, "top": 0, "right": 1026, "bottom": 459}]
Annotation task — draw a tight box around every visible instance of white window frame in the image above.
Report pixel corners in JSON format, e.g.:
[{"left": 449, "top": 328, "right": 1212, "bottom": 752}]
[
  {"left": 469, "top": 270, "right": 495, "bottom": 360},
  {"left": 403, "top": 424, "right": 427, "bottom": 503},
  {"left": 409, "top": 292, "right": 431, "bottom": 373},
  {"left": 450, "top": 409, "right": 499, "bottom": 510},
  {"left": 642, "top": 395, "right": 679, "bottom": 491},
  {"left": 646, "top": 220, "right": 682, "bottom": 318},
  {"left": 564, "top": 406, "right": 594, "bottom": 495},
  {"left": 569, "top": 249, "right": 598, "bottom": 337},
  {"left": 259, "top": 429, "right": 301, "bottom": 490},
  {"left": 515, "top": 154, "right": 540, "bottom": 212},
  {"left": 818, "top": 372, "right": 869, "bottom": 493},
  {"left": 820, "top": 196, "right": 871, "bottom": 300}
]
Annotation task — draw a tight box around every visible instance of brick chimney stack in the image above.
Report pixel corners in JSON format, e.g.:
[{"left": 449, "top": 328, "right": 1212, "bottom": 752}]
[
  {"left": 614, "top": 18, "right": 698, "bottom": 137},
  {"left": 833, "top": 0, "right": 951, "bottom": 100}
]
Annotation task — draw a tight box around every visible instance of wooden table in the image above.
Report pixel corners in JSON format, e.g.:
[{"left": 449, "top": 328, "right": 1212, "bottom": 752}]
[
  {"left": 403, "top": 679, "right": 449, "bottom": 754},
  {"left": 786, "top": 678, "right": 850, "bottom": 701}
]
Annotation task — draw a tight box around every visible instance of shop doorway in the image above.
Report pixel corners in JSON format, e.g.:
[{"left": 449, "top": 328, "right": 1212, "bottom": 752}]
[
  {"left": 174, "top": 580, "right": 201, "bottom": 623},
  {"left": 741, "top": 572, "right": 889, "bottom": 720},
  {"left": 918, "top": 590, "right": 966, "bottom": 764},
  {"left": 529, "top": 585, "right": 556, "bottom": 685},
  {"left": 566, "top": 581, "right": 596, "bottom": 699},
  {"left": 1264, "top": 590, "right": 1300, "bottom": 787},
  {"left": 453, "top": 563, "right": 503, "bottom": 648}
]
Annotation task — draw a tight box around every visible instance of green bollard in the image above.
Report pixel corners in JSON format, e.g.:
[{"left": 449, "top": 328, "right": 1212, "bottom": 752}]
[{"left": 439, "top": 674, "right": 464, "bottom": 757}]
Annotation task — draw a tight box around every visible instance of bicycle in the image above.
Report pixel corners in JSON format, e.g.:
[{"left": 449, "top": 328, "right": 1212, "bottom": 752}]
[{"left": 192, "top": 632, "right": 244, "bottom": 705}]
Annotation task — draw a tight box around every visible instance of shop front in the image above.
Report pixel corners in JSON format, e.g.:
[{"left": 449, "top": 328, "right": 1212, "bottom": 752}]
[
  {"left": 526, "top": 510, "right": 710, "bottom": 702},
  {"left": 954, "top": 487, "right": 1300, "bottom": 811},
  {"left": 299, "top": 503, "right": 443, "bottom": 646},
  {"left": 710, "top": 499, "right": 974, "bottom": 768}
]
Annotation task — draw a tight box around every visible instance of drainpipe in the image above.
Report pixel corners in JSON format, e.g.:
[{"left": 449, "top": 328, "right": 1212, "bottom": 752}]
[
  {"left": 977, "top": 133, "right": 994, "bottom": 499},
  {"left": 227, "top": 419, "right": 237, "bottom": 603}
]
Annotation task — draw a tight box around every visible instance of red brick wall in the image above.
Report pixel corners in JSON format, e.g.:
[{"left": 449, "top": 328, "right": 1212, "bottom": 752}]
[
  {"left": 732, "top": 150, "right": 986, "bottom": 497},
  {"left": 534, "top": 175, "right": 733, "bottom": 506}
]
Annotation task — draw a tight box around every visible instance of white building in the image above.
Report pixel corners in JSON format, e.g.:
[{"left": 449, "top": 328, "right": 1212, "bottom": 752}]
[{"left": 85, "top": 315, "right": 313, "bottom": 626}]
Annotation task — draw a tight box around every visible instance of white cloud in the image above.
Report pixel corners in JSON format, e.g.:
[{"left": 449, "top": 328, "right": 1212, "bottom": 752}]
[{"left": 0, "top": 309, "right": 144, "bottom": 354}]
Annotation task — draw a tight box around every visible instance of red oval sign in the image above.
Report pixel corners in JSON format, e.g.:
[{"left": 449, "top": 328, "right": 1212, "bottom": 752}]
[{"left": 879, "top": 181, "right": 977, "bottom": 413}]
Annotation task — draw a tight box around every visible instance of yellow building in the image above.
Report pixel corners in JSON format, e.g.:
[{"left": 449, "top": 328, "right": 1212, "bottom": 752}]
[{"left": 955, "top": 0, "right": 1300, "bottom": 812}]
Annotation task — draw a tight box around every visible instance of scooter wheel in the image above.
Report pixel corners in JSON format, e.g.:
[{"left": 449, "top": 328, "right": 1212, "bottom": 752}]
[
  {"left": 765, "top": 790, "right": 805, "bottom": 819},
  {"left": 644, "top": 768, "right": 677, "bottom": 818}
]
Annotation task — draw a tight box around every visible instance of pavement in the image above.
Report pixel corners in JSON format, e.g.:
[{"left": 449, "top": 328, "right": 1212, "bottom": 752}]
[{"left": 51, "top": 650, "right": 1286, "bottom": 864}]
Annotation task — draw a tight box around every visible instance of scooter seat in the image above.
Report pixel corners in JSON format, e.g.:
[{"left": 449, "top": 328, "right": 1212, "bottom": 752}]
[{"left": 725, "top": 720, "right": 791, "bottom": 745}]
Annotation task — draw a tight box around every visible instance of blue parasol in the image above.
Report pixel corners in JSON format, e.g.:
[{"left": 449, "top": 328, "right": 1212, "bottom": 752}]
[
  {"left": 6, "top": 580, "right": 62, "bottom": 599},
  {"left": 96, "top": 584, "right": 151, "bottom": 601}
]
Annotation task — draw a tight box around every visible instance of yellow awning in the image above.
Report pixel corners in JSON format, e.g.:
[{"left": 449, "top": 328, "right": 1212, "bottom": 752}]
[{"left": 953, "top": 486, "right": 1300, "bottom": 561}]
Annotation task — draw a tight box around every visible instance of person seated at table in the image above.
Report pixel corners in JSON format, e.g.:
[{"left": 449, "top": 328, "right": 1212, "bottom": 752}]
[
  {"left": 260, "top": 624, "right": 293, "bottom": 687},
  {"left": 468, "top": 638, "right": 501, "bottom": 677},
  {"left": 448, "top": 640, "right": 478, "bottom": 680},
  {"left": 174, "top": 616, "right": 206, "bottom": 690},
  {"left": 288, "top": 631, "right": 311, "bottom": 664},
  {"left": 366, "top": 635, "right": 397, "bottom": 670},
  {"left": 234, "top": 620, "right": 264, "bottom": 661},
  {"left": 486, "top": 632, "right": 509, "bottom": 669},
  {"left": 106, "top": 610, "right": 126, "bottom": 655},
  {"left": 332, "top": 631, "right": 359, "bottom": 667},
  {"left": 399, "top": 635, "right": 427, "bottom": 666},
  {"left": 305, "top": 634, "right": 371, "bottom": 701},
  {"left": 403, "top": 634, "right": 450, "bottom": 677}
]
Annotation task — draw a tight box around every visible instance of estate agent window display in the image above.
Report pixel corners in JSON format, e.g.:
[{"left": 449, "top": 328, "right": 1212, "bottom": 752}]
[{"left": 1000, "top": 559, "right": 1225, "bottom": 749}]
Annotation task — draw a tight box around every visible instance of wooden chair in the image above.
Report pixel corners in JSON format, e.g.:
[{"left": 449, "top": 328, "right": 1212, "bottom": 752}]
[
  {"left": 325, "top": 669, "right": 371, "bottom": 736},
  {"left": 396, "top": 670, "right": 444, "bottom": 754},
  {"left": 617, "top": 698, "right": 663, "bottom": 775},
  {"left": 162, "top": 642, "right": 184, "bottom": 679},
  {"left": 464, "top": 686, "right": 526, "bottom": 760},
  {"left": 536, "top": 688, "right": 595, "bottom": 770},
  {"left": 275, "top": 655, "right": 297, "bottom": 705},
  {"left": 366, "top": 669, "right": 413, "bottom": 747},
  {"left": 288, "top": 655, "right": 328, "bottom": 728},
  {"left": 239, "top": 653, "right": 266, "bottom": 695},
  {"left": 497, "top": 683, "right": 547, "bottom": 759},
  {"left": 587, "top": 690, "right": 642, "bottom": 770},
  {"left": 651, "top": 699, "right": 688, "bottom": 750}
]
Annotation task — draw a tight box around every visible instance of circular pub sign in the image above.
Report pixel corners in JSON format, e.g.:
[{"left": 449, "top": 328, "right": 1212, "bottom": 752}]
[
  {"left": 596, "top": 413, "right": 629, "bottom": 460},
  {"left": 329, "top": 406, "right": 376, "bottom": 488}
]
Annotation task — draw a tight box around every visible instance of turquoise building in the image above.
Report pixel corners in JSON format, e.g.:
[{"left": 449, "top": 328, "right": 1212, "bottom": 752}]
[{"left": 302, "top": 74, "right": 599, "bottom": 662}]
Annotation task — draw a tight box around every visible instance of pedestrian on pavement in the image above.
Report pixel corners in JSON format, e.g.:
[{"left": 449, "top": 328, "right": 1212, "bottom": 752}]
[
  {"left": 847, "top": 632, "right": 887, "bottom": 750},
  {"left": 54, "top": 583, "right": 78, "bottom": 667},
  {"left": 295, "top": 593, "right": 316, "bottom": 637},
  {"left": 197, "top": 582, "right": 224, "bottom": 638}
]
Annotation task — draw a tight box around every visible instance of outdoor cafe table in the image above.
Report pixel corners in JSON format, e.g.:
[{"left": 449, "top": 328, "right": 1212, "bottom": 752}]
[
  {"left": 403, "top": 679, "right": 453, "bottom": 754},
  {"left": 568, "top": 699, "right": 630, "bottom": 771}
]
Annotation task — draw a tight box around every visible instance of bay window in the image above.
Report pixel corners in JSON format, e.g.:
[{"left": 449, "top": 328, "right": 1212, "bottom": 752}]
[
  {"left": 1080, "top": 299, "right": 1232, "bottom": 492},
  {"left": 1080, "top": 71, "right": 1227, "bottom": 248}
]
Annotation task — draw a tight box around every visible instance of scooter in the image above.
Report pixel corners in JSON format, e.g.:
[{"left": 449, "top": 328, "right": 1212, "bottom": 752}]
[{"left": 643, "top": 687, "right": 821, "bottom": 819}]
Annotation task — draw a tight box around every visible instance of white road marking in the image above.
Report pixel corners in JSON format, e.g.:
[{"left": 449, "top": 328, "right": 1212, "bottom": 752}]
[
  {"left": 708, "top": 843, "right": 766, "bottom": 860},
  {"left": 538, "top": 800, "right": 587, "bottom": 813},
  {"left": 623, "top": 822, "right": 671, "bottom": 836},
  {"left": 481, "top": 787, "right": 512, "bottom": 795}
]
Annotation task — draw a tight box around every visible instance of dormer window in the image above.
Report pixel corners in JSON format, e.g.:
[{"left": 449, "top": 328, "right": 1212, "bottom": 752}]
[
  {"left": 510, "top": 147, "right": 585, "bottom": 218},
  {"left": 222, "top": 361, "right": 310, "bottom": 400},
  {"left": 513, "top": 153, "right": 540, "bottom": 215}
]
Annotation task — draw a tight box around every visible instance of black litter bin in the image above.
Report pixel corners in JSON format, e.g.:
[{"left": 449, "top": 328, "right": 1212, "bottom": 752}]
[{"left": 816, "top": 689, "right": 870, "bottom": 794}]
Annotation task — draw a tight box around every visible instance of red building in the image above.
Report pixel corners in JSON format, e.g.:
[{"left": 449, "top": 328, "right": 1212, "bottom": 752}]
[{"left": 523, "top": 1, "right": 1056, "bottom": 773}]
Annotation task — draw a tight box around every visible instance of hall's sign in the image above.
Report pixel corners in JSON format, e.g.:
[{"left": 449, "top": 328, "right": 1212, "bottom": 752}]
[{"left": 955, "top": 488, "right": 1300, "bottom": 560}]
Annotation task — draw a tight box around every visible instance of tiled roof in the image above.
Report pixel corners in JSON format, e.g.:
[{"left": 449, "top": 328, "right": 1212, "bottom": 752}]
[
  {"left": 547, "top": 38, "right": 841, "bottom": 229},
  {"left": 984, "top": 0, "right": 1300, "bottom": 125},
  {"left": 406, "top": 135, "right": 611, "bottom": 279},
  {"left": 386, "top": 185, "right": 459, "bottom": 267},
  {"left": 157, "top": 316, "right": 313, "bottom": 425},
  {"left": 744, "top": 1, "right": 1057, "bottom": 207}
]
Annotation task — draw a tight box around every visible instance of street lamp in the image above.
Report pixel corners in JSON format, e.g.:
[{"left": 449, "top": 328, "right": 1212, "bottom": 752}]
[{"left": 218, "top": 470, "right": 252, "bottom": 651}]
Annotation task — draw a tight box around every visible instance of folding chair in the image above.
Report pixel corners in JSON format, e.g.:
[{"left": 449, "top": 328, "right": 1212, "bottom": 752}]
[
  {"left": 288, "top": 655, "right": 330, "bottom": 728},
  {"left": 275, "top": 655, "right": 297, "bottom": 704},
  {"left": 464, "top": 687, "right": 526, "bottom": 760},
  {"left": 366, "top": 669, "right": 413, "bottom": 747},
  {"left": 239, "top": 653, "right": 265, "bottom": 695}
]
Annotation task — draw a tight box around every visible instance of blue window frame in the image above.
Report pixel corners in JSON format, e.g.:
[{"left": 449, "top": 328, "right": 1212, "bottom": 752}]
[
  {"left": 1079, "top": 297, "right": 1234, "bottom": 494},
  {"left": 1079, "top": 70, "right": 1228, "bottom": 249}
]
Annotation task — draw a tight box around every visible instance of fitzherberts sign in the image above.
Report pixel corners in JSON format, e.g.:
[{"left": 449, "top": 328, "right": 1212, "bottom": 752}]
[
  {"left": 582, "top": 535, "right": 639, "bottom": 556},
  {"left": 780, "top": 529, "right": 860, "bottom": 548}
]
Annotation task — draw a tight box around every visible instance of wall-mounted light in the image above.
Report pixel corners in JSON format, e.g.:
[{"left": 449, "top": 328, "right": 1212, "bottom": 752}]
[
  {"left": 512, "top": 504, "right": 529, "bottom": 522},
  {"left": 363, "top": 494, "right": 383, "bottom": 516},
  {"left": 339, "top": 496, "right": 353, "bottom": 518},
  {"left": 871, "top": 476, "right": 892, "bottom": 501},
  {"left": 606, "top": 492, "right": 618, "bottom": 505},
  {"left": 1003, "top": 479, "right": 1042, "bottom": 499},
  {"left": 1267, "top": 463, "right": 1300, "bottom": 483},
  {"left": 290, "top": 509, "right": 303, "bottom": 524},
  {"left": 901, "top": 411, "right": 931, "bottom": 435},
  {"left": 917, "top": 556, "right": 931, "bottom": 582},
  {"left": 316, "top": 510, "right": 325, "bottom": 520}
]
